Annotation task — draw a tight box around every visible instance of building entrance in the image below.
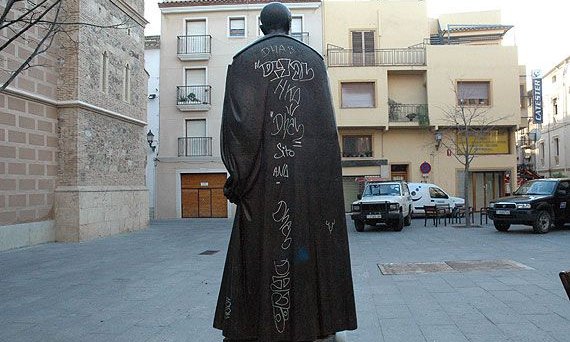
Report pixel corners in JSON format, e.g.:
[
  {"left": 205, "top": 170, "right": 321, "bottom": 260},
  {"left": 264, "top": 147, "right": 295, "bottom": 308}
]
[
  {"left": 181, "top": 173, "right": 227, "bottom": 218},
  {"left": 470, "top": 171, "right": 505, "bottom": 211}
]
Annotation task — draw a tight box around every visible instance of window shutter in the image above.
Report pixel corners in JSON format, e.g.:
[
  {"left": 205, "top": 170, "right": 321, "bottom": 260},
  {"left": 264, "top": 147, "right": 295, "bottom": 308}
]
[
  {"left": 341, "top": 82, "right": 375, "bottom": 108},
  {"left": 352, "top": 31, "right": 363, "bottom": 53},
  {"left": 363, "top": 31, "right": 374, "bottom": 52}
]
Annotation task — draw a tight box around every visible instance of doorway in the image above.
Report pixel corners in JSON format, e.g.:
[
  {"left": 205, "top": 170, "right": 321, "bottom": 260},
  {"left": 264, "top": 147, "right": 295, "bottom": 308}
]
[
  {"left": 185, "top": 19, "right": 207, "bottom": 53},
  {"left": 391, "top": 164, "right": 409, "bottom": 181},
  {"left": 470, "top": 171, "right": 504, "bottom": 211},
  {"left": 181, "top": 173, "right": 227, "bottom": 218}
]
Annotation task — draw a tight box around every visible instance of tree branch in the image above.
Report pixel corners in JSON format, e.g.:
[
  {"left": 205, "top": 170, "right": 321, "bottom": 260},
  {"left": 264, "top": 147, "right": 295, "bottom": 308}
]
[{"left": 0, "top": 0, "right": 61, "bottom": 91}]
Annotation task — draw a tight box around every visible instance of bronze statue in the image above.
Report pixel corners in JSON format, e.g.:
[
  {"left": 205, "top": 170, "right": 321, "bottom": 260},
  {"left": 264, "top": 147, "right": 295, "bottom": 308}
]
[{"left": 214, "top": 3, "right": 357, "bottom": 341}]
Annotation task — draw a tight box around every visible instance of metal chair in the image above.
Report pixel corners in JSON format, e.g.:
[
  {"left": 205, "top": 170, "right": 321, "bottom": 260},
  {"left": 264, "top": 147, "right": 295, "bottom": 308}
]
[
  {"left": 424, "top": 205, "right": 445, "bottom": 227},
  {"left": 451, "top": 205, "right": 475, "bottom": 224}
]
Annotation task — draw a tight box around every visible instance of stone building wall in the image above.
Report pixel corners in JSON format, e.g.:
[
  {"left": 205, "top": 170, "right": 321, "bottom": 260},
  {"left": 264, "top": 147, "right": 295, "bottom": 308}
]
[
  {"left": 0, "top": 1, "right": 60, "bottom": 250},
  {"left": 53, "top": 0, "right": 149, "bottom": 242},
  {"left": 0, "top": 0, "right": 148, "bottom": 250}
]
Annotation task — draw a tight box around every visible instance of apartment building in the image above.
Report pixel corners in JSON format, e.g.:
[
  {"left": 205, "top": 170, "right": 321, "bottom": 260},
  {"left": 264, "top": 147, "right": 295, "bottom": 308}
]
[
  {"left": 535, "top": 56, "right": 570, "bottom": 178},
  {"left": 323, "top": 1, "right": 523, "bottom": 211},
  {"left": 0, "top": 0, "right": 149, "bottom": 251},
  {"left": 156, "top": 0, "right": 323, "bottom": 218}
]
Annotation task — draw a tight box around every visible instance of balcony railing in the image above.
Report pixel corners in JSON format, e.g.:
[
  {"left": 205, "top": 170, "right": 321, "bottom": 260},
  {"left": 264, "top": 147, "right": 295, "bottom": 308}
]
[
  {"left": 177, "top": 35, "right": 211, "bottom": 60},
  {"left": 388, "top": 104, "right": 429, "bottom": 125},
  {"left": 327, "top": 47, "right": 425, "bottom": 67},
  {"left": 291, "top": 32, "right": 309, "bottom": 44},
  {"left": 177, "top": 85, "right": 211, "bottom": 105},
  {"left": 178, "top": 137, "right": 212, "bottom": 157}
]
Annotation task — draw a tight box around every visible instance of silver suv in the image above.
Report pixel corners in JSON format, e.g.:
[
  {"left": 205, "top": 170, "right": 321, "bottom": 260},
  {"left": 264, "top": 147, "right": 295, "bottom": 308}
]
[{"left": 350, "top": 181, "right": 413, "bottom": 232}]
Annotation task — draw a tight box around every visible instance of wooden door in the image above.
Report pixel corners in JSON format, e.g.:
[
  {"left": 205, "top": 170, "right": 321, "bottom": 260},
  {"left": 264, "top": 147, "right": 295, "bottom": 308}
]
[{"left": 181, "top": 173, "right": 227, "bottom": 218}]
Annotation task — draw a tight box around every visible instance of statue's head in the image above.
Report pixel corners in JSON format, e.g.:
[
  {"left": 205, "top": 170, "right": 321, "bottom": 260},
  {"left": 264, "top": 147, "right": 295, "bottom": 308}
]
[{"left": 259, "top": 2, "right": 291, "bottom": 35}]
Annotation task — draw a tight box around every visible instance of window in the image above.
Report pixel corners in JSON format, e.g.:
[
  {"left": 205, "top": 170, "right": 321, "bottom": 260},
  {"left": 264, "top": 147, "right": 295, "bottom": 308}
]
[
  {"left": 351, "top": 31, "right": 375, "bottom": 66},
  {"left": 457, "top": 81, "right": 490, "bottom": 106},
  {"left": 554, "top": 137, "right": 560, "bottom": 156},
  {"left": 429, "top": 187, "right": 449, "bottom": 199},
  {"left": 229, "top": 17, "right": 245, "bottom": 37},
  {"left": 553, "top": 98, "right": 558, "bottom": 115},
  {"left": 186, "top": 119, "right": 206, "bottom": 137},
  {"left": 258, "top": 16, "right": 303, "bottom": 38},
  {"left": 342, "top": 135, "right": 372, "bottom": 157},
  {"left": 291, "top": 16, "right": 304, "bottom": 41},
  {"left": 184, "top": 119, "right": 209, "bottom": 156},
  {"left": 101, "top": 51, "right": 108, "bottom": 93},
  {"left": 552, "top": 75, "right": 557, "bottom": 83},
  {"left": 519, "top": 84, "right": 526, "bottom": 109},
  {"left": 540, "top": 142, "right": 545, "bottom": 166},
  {"left": 341, "top": 82, "right": 375, "bottom": 108},
  {"left": 123, "top": 64, "right": 131, "bottom": 102}
]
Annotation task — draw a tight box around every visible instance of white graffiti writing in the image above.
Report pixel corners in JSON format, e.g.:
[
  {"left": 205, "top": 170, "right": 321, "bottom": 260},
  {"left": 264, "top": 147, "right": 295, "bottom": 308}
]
[
  {"left": 261, "top": 45, "right": 295, "bottom": 58},
  {"left": 273, "top": 164, "right": 289, "bottom": 178},
  {"left": 271, "top": 259, "right": 291, "bottom": 334},
  {"left": 270, "top": 113, "right": 305, "bottom": 144},
  {"left": 274, "top": 79, "right": 301, "bottom": 104},
  {"left": 255, "top": 58, "right": 314, "bottom": 82},
  {"left": 272, "top": 200, "right": 292, "bottom": 250},
  {"left": 273, "top": 143, "right": 295, "bottom": 160},
  {"left": 325, "top": 220, "right": 335, "bottom": 235}
]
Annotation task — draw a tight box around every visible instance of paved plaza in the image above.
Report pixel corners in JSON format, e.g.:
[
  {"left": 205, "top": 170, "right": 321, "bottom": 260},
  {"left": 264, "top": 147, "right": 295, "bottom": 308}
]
[{"left": 1, "top": 218, "right": 570, "bottom": 342}]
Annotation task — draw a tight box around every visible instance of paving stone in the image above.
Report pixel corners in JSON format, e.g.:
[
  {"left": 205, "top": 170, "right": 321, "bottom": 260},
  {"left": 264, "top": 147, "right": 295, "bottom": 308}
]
[{"left": 2, "top": 218, "right": 570, "bottom": 341}]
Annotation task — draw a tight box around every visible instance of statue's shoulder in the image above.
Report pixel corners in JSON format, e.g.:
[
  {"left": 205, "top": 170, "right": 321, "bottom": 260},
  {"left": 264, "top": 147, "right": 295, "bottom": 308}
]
[{"left": 233, "top": 34, "right": 323, "bottom": 61}]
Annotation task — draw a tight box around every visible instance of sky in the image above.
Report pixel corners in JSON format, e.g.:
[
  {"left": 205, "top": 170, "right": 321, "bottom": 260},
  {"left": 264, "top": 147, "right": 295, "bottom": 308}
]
[{"left": 144, "top": 0, "right": 570, "bottom": 74}]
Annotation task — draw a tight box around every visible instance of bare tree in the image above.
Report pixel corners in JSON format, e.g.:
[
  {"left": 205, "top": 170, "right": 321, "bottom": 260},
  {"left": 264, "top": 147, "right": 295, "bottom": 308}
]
[
  {"left": 0, "top": 0, "right": 128, "bottom": 91},
  {"left": 436, "top": 83, "right": 509, "bottom": 226}
]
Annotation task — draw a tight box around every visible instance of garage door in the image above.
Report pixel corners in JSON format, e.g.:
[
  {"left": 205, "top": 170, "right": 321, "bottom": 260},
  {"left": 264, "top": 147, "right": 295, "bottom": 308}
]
[
  {"left": 343, "top": 177, "right": 359, "bottom": 213},
  {"left": 181, "top": 173, "right": 227, "bottom": 218}
]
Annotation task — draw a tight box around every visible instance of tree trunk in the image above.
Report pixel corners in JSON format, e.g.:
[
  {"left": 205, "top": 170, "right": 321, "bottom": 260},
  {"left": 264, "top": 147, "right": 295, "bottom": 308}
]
[{"left": 464, "top": 161, "right": 471, "bottom": 227}]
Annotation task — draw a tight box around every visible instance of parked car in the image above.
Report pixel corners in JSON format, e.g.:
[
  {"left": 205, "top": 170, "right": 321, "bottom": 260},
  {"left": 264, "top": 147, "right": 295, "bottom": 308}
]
[
  {"left": 488, "top": 178, "right": 570, "bottom": 234},
  {"left": 350, "top": 181, "right": 412, "bottom": 232},
  {"left": 408, "top": 182, "right": 465, "bottom": 216}
]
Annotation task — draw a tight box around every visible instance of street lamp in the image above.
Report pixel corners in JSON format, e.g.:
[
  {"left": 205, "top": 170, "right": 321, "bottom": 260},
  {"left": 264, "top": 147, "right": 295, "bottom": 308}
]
[
  {"left": 147, "top": 130, "right": 156, "bottom": 152},
  {"left": 434, "top": 131, "right": 443, "bottom": 150}
]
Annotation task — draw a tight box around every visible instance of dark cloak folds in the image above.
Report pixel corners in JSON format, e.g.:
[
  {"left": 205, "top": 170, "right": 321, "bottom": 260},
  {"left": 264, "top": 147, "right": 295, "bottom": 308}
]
[{"left": 214, "top": 34, "right": 357, "bottom": 341}]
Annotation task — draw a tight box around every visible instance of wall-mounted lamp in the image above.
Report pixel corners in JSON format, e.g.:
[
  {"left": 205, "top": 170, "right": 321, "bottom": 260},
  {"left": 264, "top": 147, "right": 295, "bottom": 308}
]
[
  {"left": 148, "top": 93, "right": 156, "bottom": 100},
  {"left": 147, "top": 129, "right": 157, "bottom": 152},
  {"left": 434, "top": 131, "right": 443, "bottom": 151}
]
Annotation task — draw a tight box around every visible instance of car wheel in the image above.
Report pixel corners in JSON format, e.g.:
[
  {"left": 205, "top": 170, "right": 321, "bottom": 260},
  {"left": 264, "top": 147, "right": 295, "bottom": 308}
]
[
  {"left": 354, "top": 220, "right": 365, "bottom": 232},
  {"left": 494, "top": 221, "right": 510, "bottom": 232},
  {"left": 404, "top": 210, "right": 412, "bottom": 226},
  {"left": 532, "top": 210, "right": 551, "bottom": 234},
  {"left": 393, "top": 214, "right": 404, "bottom": 232}
]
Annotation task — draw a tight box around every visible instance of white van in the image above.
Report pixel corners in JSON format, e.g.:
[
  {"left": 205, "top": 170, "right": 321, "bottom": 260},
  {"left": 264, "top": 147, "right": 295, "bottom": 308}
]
[{"left": 408, "top": 182, "right": 465, "bottom": 215}]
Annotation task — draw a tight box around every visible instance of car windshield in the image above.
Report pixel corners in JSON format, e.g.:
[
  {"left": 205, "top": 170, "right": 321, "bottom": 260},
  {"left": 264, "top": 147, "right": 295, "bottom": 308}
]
[
  {"left": 363, "top": 184, "right": 401, "bottom": 197},
  {"left": 514, "top": 180, "right": 556, "bottom": 195}
]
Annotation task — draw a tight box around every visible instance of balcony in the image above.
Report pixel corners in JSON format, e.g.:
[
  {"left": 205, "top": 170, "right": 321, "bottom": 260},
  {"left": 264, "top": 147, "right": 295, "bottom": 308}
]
[
  {"left": 388, "top": 104, "right": 429, "bottom": 126},
  {"left": 177, "top": 35, "right": 211, "bottom": 61},
  {"left": 327, "top": 47, "right": 425, "bottom": 67},
  {"left": 291, "top": 32, "right": 309, "bottom": 45},
  {"left": 178, "top": 137, "right": 213, "bottom": 157},
  {"left": 176, "top": 85, "right": 211, "bottom": 112}
]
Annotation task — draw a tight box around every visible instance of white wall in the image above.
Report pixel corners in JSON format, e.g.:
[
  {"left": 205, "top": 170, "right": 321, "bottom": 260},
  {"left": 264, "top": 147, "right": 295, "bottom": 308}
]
[{"left": 145, "top": 45, "right": 160, "bottom": 218}]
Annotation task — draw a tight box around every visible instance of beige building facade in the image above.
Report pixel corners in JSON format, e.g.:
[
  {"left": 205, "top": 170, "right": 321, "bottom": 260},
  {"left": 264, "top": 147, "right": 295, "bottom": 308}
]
[
  {"left": 0, "top": 0, "right": 149, "bottom": 251},
  {"left": 156, "top": 0, "right": 323, "bottom": 218},
  {"left": 323, "top": 1, "right": 523, "bottom": 211}
]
